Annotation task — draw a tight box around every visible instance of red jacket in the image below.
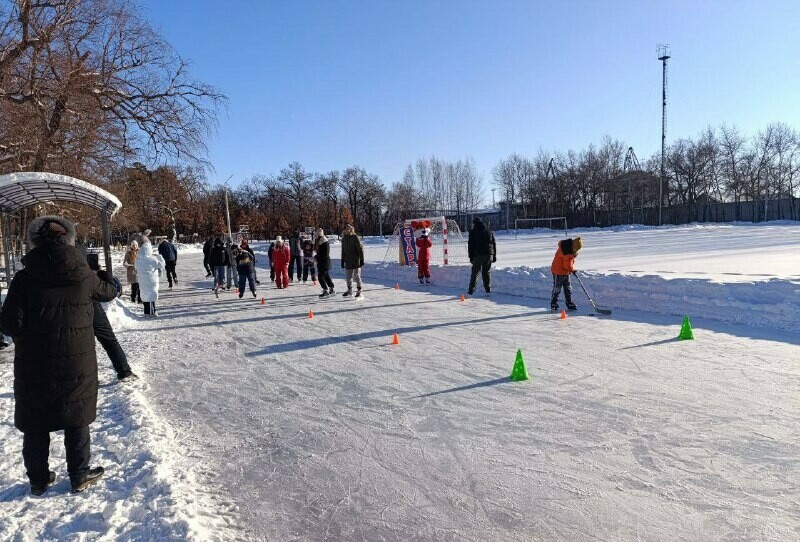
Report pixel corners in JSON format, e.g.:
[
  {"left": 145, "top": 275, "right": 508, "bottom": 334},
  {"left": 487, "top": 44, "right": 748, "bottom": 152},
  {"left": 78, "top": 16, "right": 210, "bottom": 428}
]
[
  {"left": 550, "top": 241, "right": 575, "bottom": 275},
  {"left": 416, "top": 236, "right": 432, "bottom": 262},
  {"left": 272, "top": 243, "right": 290, "bottom": 268}
]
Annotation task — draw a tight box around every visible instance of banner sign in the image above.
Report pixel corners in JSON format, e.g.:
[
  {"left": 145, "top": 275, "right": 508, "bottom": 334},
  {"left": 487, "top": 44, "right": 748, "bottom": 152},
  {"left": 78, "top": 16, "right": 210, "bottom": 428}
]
[{"left": 401, "top": 226, "right": 417, "bottom": 266}]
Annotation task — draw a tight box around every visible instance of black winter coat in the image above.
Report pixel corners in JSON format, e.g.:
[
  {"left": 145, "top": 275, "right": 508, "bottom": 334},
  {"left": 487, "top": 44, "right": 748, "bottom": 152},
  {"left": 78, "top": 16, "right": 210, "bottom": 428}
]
[
  {"left": 202, "top": 239, "right": 213, "bottom": 262},
  {"left": 468, "top": 223, "right": 497, "bottom": 260},
  {"left": 0, "top": 244, "right": 117, "bottom": 432},
  {"left": 316, "top": 240, "right": 331, "bottom": 272},
  {"left": 340, "top": 234, "right": 364, "bottom": 269},
  {"left": 209, "top": 243, "right": 229, "bottom": 267}
]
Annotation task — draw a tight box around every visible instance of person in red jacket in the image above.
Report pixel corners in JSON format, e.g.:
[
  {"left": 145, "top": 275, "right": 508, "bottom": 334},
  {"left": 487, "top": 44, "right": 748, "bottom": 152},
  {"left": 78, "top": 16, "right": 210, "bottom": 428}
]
[
  {"left": 415, "top": 228, "right": 433, "bottom": 284},
  {"left": 272, "top": 236, "right": 291, "bottom": 289},
  {"left": 550, "top": 236, "right": 582, "bottom": 311}
]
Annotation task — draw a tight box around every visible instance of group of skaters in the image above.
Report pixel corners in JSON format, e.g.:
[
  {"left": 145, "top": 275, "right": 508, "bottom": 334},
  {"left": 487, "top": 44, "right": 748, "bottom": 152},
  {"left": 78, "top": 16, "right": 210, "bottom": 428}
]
[{"left": 200, "top": 224, "right": 365, "bottom": 299}]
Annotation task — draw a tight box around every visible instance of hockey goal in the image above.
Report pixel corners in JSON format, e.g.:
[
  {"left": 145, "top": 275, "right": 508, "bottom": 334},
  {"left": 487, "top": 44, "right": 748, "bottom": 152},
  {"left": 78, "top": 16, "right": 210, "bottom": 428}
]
[
  {"left": 383, "top": 216, "right": 469, "bottom": 266},
  {"left": 514, "top": 217, "right": 568, "bottom": 238}
]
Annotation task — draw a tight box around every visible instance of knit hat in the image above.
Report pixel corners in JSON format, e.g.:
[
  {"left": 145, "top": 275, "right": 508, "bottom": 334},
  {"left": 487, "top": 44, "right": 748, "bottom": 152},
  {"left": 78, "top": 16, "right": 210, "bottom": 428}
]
[
  {"left": 28, "top": 215, "right": 76, "bottom": 248},
  {"left": 572, "top": 236, "right": 583, "bottom": 254},
  {"left": 130, "top": 240, "right": 139, "bottom": 249},
  {"left": 275, "top": 236, "right": 283, "bottom": 243}
]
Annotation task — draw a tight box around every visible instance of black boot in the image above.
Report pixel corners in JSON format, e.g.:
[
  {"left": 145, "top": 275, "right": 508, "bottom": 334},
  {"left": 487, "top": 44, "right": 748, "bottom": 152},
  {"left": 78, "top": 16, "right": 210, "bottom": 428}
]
[
  {"left": 71, "top": 466, "right": 105, "bottom": 493},
  {"left": 566, "top": 301, "right": 577, "bottom": 311},
  {"left": 30, "top": 471, "right": 56, "bottom": 496}
]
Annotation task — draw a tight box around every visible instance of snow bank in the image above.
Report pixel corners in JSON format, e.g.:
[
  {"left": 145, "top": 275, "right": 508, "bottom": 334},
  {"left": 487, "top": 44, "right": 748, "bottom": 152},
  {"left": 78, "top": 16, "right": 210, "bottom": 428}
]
[
  {"left": 175, "top": 243, "right": 203, "bottom": 255},
  {"left": 366, "top": 262, "right": 800, "bottom": 333},
  {"left": 100, "top": 298, "right": 138, "bottom": 331}
]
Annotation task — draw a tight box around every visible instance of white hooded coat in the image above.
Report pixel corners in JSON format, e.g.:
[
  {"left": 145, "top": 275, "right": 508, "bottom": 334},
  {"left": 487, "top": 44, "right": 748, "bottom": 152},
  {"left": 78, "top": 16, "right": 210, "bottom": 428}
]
[{"left": 134, "top": 242, "right": 165, "bottom": 302}]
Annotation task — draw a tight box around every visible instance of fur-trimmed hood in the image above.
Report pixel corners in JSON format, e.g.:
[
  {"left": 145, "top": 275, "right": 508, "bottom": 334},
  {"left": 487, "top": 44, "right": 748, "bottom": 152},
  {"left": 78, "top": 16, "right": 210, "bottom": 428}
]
[{"left": 27, "top": 215, "right": 76, "bottom": 248}]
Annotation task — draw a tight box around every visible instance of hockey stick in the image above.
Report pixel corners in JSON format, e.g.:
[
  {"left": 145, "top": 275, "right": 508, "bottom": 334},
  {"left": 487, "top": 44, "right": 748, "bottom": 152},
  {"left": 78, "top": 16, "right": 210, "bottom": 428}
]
[{"left": 572, "top": 272, "right": 612, "bottom": 315}]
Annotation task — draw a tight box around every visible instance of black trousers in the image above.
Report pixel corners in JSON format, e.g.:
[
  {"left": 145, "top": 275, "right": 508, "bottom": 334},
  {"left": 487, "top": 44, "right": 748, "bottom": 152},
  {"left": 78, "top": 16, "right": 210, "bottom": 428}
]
[
  {"left": 94, "top": 303, "right": 131, "bottom": 377},
  {"left": 302, "top": 260, "right": 317, "bottom": 282},
  {"left": 318, "top": 269, "right": 335, "bottom": 291},
  {"left": 165, "top": 260, "right": 178, "bottom": 286},
  {"left": 203, "top": 257, "right": 212, "bottom": 275},
  {"left": 289, "top": 254, "right": 303, "bottom": 280},
  {"left": 143, "top": 301, "right": 156, "bottom": 315},
  {"left": 131, "top": 283, "right": 141, "bottom": 303},
  {"left": 468, "top": 255, "right": 492, "bottom": 293},
  {"left": 551, "top": 274, "right": 574, "bottom": 305},
  {"left": 23, "top": 426, "right": 90, "bottom": 485}
]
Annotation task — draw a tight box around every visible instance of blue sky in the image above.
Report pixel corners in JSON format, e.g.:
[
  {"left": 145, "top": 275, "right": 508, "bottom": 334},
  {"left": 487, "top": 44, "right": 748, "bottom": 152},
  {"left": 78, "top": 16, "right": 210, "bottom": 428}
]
[{"left": 141, "top": 0, "right": 800, "bottom": 191}]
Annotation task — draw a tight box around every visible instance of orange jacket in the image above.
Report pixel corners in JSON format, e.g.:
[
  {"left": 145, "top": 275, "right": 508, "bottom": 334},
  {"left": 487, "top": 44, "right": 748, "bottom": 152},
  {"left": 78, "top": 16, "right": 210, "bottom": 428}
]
[
  {"left": 416, "top": 236, "right": 432, "bottom": 262},
  {"left": 550, "top": 241, "right": 575, "bottom": 275}
]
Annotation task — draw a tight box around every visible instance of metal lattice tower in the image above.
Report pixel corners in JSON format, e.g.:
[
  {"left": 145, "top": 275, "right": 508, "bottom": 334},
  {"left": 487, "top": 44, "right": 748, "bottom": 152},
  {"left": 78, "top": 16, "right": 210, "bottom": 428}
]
[
  {"left": 657, "top": 44, "right": 671, "bottom": 226},
  {"left": 623, "top": 147, "right": 640, "bottom": 172}
]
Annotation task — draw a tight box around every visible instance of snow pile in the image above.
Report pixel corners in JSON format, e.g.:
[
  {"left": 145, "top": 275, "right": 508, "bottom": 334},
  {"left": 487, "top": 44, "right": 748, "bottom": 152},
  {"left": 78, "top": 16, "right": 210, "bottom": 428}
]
[
  {"left": 175, "top": 243, "right": 204, "bottom": 255},
  {"left": 365, "top": 262, "right": 800, "bottom": 332},
  {"left": 100, "top": 298, "right": 138, "bottom": 331}
]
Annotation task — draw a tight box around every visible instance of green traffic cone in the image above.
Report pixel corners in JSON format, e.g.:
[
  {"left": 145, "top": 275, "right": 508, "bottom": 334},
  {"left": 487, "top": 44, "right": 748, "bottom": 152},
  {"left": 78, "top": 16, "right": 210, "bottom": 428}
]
[
  {"left": 509, "top": 349, "right": 530, "bottom": 381},
  {"left": 678, "top": 316, "right": 694, "bottom": 340}
]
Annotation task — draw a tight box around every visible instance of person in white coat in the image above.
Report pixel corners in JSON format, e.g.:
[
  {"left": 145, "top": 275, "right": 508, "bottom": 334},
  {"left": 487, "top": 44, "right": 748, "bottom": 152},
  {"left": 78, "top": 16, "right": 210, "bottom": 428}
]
[{"left": 134, "top": 241, "right": 165, "bottom": 316}]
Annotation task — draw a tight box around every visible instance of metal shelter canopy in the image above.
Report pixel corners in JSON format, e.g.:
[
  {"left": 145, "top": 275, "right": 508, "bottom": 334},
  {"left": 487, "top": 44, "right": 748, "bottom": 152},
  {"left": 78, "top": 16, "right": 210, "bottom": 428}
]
[
  {"left": 0, "top": 172, "right": 123, "bottom": 276},
  {"left": 0, "top": 172, "right": 121, "bottom": 216}
]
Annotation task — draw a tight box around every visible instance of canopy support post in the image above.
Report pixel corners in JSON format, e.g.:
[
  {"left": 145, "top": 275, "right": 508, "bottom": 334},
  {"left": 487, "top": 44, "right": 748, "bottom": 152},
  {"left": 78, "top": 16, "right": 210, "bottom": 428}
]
[{"left": 101, "top": 209, "right": 113, "bottom": 274}]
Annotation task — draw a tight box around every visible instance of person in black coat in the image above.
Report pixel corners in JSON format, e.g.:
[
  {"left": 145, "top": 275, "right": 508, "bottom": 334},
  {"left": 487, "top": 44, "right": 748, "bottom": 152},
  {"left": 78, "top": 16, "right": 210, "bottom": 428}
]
[
  {"left": 202, "top": 237, "right": 213, "bottom": 277},
  {"left": 208, "top": 237, "right": 229, "bottom": 291},
  {"left": 157, "top": 238, "right": 179, "bottom": 288},
  {"left": 288, "top": 230, "right": 303, "bottom": 282},
  {"left": 467, "top": 217, "right": 497, "bottom": 295},
  {"left": 315, "top": 228, "right": 335, "bottom": 297},
  {"left": 0, "top": 216, "right": 118, "bottom": 495}
]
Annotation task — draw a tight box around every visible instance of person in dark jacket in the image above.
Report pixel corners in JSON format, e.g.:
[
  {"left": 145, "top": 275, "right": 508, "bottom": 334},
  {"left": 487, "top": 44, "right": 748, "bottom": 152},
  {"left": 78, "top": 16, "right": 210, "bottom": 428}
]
[
  {"left": 288, "top": 231, "right": 302, "bottom": 282},
  {"left": 0, "top": 216, "right": 117, "bottom": 495},
  {"left": 234, "top": 245, "right": 258, "bottom": 298},
  {"left": 301, "top": 238, "right": 317, "bottom": 283},
  {"left": 86, "top": 255, "right": 138, "bottom": 382},
  {"left": 467, "top": 217, "right": 497, "bottom": 295},
  {"left": 158, "top": 238, "right": 178, "bottom": 288},
  {"left": 340, "top": 224, "right": 365, "bottom": 298},
  {"left": 224, "top": 239, "right": 237, "bottom": 290},
  {"left": 208, "top": 238, "right": 229, "bottom": 293},
  {"left": 267, "top": 241, "right": 276, "bottom": 282},
  {"left": 202, "top": 237, "right": 213, "bottom": 277},
  {"left": 315, "top": 229, "right": 335, "bottom": 297},
  {"left": 239, "top": 239, "right": 260, "bottom": 284}
]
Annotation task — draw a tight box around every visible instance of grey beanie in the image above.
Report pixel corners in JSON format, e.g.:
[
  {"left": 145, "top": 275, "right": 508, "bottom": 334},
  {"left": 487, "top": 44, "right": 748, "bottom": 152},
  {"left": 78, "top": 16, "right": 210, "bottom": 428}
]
[{"left": 28, "top": 215, "right": 76, "bottom": 248}]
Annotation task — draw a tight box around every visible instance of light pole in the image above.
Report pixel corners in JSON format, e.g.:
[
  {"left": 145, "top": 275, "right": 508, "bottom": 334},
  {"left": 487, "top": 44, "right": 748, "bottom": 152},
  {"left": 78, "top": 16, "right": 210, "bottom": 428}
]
[
  {"left": 223, "top": 174, "right": 233, "bottom": 241},
  {"left": 657, "top": 44, "right": 671, "bottom": 226},
  {"left": 491, "top": 188, "right": 496, "bottom": 208}
]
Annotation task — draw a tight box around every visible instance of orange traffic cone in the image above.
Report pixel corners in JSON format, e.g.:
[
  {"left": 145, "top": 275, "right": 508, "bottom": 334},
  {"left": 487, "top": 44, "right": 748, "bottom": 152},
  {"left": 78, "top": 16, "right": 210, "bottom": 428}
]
[
  {"left": 560, "top": 310, "right": 567, "bottom": 320},
  {"left": 395, "top": 283, "right": 400, "bottom": 290},
  {"left": 391, "top": 332, "right": 400, "bottom": 345},
  {"left": 308, "top": 310, "right": 314, "bottom": 319},
  {"left": 260, "top": 297, "right": 266, "bottom": 305},
  {"left": 460, "top": 294, "right": 465, "bottom": 302}
]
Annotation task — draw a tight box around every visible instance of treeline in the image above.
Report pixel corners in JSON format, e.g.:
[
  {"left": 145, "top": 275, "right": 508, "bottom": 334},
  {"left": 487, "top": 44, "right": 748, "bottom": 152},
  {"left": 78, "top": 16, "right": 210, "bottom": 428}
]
[
  {"left": 493, "top": 123, "right": 800, "bottom": 223},
  {"left": 101, "top": 157, "right": 485, "bottom": 241}
]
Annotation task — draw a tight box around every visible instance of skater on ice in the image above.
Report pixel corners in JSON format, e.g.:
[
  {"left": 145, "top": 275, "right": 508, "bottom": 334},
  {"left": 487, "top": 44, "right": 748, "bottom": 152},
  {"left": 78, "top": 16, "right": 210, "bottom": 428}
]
[
  {"left": 341, "top": 224, "right": 365, "bottom": 298},
  {"left": 234, "top": 245, "right": 258, "bottom": 298},
  {"left": 202, "top": 236, "right": 214, "bottom": 277},
  {"left": 224, "top": 239, "right": 237, "bottom": 290},
  {"left": 272, "top": 236, "right": 291, "bottom": 289},
  {"left": 315, "top": 228, "right": 335, "bottom": 297},
  {"left": 267, "top": 240, "right": 276, "bottom": 282},
  {"left": 550, "top": 237, "right": 582, "bottom": 311},
  {"left": 239, "top": 238, "right": 260, "bottom": 284},
  {"left": 467, "top": 217, "right": 496, "bottom": 295},
  {"left": 158, "top": 237, "right": 178, "bottom": 288},
  {"left": 134, "top": 237, "right": 166, "bottom": 316},
  {"left": 123, "top": 240, "right": 141, "bottom": 303},
  {"left": 416, "top": 227, "right": 432, "bottom": 284},
  {"left": 301, "top": 236, "right": 317, "bottom": 283},
  {"left": 209, "top": 238, "right": 229, "bottom": 295},
  {"left": 0, "top": 216, "right": 117, "bottom": 495},
  {"left": 288, "top": 230, "right": 303, "bottom": 282}
]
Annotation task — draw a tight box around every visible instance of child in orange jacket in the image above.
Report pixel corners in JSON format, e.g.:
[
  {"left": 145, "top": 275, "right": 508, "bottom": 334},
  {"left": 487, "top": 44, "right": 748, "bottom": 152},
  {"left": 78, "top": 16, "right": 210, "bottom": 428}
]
[
  {"left": 550, "top": 237, "right": 582, "bottom": 311},
  {"left": 416, "top": 228, "right": 433, "bottom": 284}
]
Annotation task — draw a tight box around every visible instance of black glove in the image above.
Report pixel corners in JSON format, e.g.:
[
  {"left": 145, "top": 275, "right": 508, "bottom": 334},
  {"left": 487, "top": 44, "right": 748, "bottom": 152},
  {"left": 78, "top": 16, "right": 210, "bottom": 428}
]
[
  {"left": 96, "top": 270, "right": 113, "bottom": 284},
  {"left": 492, "top": 255, "right": 497, "bottom": 263},
  {"left": 341, "top": 261, "right": 345, "bottom": 269}
]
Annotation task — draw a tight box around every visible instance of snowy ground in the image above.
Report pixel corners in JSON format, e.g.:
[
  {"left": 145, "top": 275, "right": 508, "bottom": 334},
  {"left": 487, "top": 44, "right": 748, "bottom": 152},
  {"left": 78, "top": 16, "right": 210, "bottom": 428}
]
[{"left": 1, "top": 223, "right": 799, "bottom": 541}]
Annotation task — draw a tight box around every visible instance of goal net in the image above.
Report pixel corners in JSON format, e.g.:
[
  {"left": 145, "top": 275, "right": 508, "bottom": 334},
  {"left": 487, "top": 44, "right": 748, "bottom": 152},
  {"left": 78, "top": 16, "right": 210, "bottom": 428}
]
[
  {"left": 383, "top": 217, "right": 470, "bottom": 266},
  {"left": 514, "top": 217, "right": 568, "bottom": 238}
]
